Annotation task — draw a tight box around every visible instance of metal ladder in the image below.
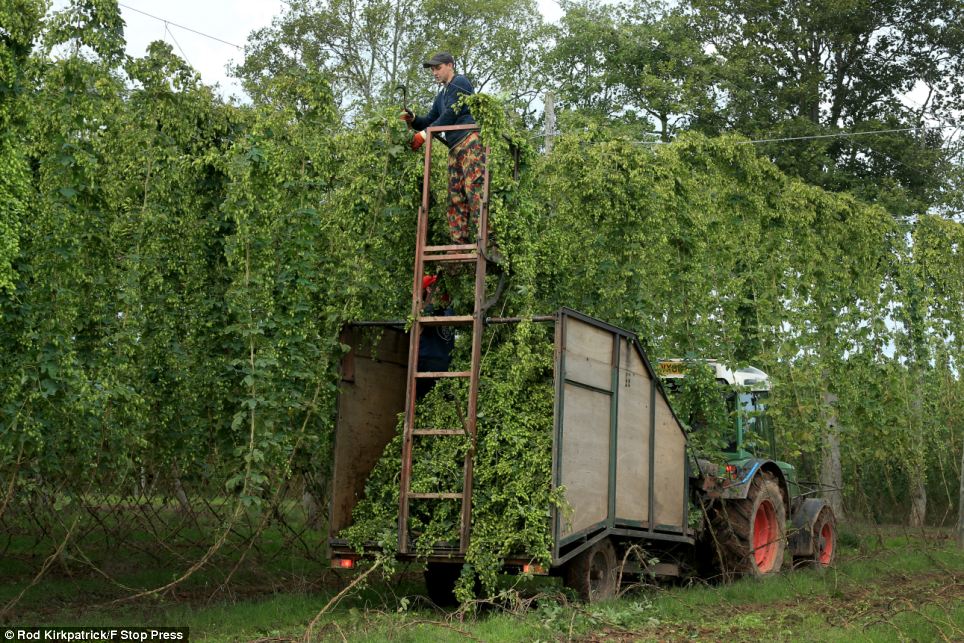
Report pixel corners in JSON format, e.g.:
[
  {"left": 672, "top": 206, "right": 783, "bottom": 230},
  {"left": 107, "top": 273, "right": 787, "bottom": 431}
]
[{"left": 398, "top": 124, "right": 492, "bottom": 555}]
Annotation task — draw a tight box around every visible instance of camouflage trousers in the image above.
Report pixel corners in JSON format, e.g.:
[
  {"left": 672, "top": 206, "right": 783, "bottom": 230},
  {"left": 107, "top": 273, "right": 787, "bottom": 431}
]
[{"left": 446, "top": 132, "right": 485, "bottom": 244}]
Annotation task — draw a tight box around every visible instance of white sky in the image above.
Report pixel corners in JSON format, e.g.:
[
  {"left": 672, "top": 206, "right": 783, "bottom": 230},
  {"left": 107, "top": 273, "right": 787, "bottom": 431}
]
[{"left": 48, "top": 0, "right": 564, "bottom": 101}]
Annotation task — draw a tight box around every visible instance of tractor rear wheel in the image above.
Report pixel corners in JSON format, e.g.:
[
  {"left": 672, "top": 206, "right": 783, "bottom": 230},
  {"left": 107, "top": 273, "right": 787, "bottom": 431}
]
[
  {"left": 711, "top": 472, "right": 787, "bottom": 577},
  {"left": 799, "top": 506, "right": 836, "bottom": 568},
  {"left": 563, "top": 538, "right": 618, "bottom": 602}
]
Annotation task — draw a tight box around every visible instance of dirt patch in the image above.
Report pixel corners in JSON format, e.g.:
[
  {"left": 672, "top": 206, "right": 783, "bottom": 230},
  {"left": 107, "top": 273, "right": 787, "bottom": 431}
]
[{"left": 579, "top": 569, "right": 963, "bottom": 642}]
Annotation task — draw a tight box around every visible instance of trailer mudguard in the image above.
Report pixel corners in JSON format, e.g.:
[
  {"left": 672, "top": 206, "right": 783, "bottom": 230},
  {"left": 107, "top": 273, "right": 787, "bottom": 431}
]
[
  {"left": 719, "top": 459, "right": 790, "bottom": 514},
  {"left": 788, "top": 498, "right": 829, "bottom": 557}
]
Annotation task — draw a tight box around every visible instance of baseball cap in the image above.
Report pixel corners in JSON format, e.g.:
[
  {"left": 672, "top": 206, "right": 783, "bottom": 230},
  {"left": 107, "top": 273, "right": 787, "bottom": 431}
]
[{"left": 423, "top": 52, "right": 455, "bottom": 68}]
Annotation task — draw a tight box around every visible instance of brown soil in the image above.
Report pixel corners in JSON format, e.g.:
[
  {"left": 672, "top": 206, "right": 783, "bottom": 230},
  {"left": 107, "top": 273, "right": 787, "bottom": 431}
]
[{"left": 579, "top": 569, "right": 963, "bottom": 642}]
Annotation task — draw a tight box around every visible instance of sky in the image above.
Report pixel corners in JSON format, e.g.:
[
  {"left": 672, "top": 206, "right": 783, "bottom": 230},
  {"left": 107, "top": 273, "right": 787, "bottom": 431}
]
[{"left": 48, "top": 0, "right": 565, "bottom": 101}]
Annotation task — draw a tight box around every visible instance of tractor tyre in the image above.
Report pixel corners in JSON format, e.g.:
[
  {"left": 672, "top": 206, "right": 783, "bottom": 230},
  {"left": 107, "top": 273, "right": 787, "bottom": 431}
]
[
  {"left": 798, "top": 506, "right": 837, "bottom": 569},
  {"left": 424, "top": 562, "right": 461, "bottom": 606},
  {"left": 711, "top": 471, "right": 787, "bottom": 578},
  {"left": 563, "top": 538, "right": 618, "bottom": 602}
]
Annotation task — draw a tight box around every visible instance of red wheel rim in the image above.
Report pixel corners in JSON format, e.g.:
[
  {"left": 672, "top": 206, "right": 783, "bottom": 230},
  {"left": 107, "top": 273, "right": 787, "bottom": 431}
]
[
  {"left": 818, "top": 521, "right": 834, "bottom": 565},
  {"left": 752, "top": 499, "right": 779, "bottom": 572}
]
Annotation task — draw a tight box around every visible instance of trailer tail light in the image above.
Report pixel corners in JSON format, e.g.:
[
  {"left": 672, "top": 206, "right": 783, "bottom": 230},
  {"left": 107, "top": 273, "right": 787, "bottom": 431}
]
[
  {"left": 332, "top": 557, "right": 356, "bottom": 569},
  {"left": 522, "top": 563, "right": 547, "bottom": 575}
]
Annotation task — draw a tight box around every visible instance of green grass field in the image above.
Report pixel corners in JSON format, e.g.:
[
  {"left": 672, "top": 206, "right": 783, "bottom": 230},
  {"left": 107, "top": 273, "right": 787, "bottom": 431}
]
[{"left": 3, "top": 526, "right": 961, "bottom": 642}]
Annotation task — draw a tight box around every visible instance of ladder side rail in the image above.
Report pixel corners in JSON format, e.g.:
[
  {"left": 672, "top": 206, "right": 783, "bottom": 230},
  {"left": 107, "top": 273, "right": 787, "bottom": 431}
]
[
  {"left": 459, "top": 144, "right": 492, "bottom": 549},
  {"left": 398, "top": 133, "right": 436, "bottom": 554}
]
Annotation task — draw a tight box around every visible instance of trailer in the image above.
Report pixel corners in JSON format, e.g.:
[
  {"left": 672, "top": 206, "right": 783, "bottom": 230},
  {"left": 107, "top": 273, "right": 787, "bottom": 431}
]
[{"left": 329, "top": 308, "right": 693, "bottom": 601}]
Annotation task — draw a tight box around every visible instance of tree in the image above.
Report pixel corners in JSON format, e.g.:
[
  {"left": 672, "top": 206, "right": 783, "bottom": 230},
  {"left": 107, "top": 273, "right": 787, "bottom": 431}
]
[
  {"left": 544, "top": 0, "right": 623, "bottom": 119},
  {"left": 689, "top": 0, "right": 964, "bottom": 215},
  {"left": 234, "top": 0, "right": 416, "bottom": 112},
  {"left": 0, "top": 0, "right": 47, "bottom": 295},
  {"left": 235, "top": 0, "right": 549, "bottom": 119},
  {"left": 546, "top": 0, "right": 720, "bottom": 138},
  {"left": 419, "top": 0, "right": 551, "bottom": 119},
  {"left": 612, "top": 3, "right": 721, "bottom": 141}
]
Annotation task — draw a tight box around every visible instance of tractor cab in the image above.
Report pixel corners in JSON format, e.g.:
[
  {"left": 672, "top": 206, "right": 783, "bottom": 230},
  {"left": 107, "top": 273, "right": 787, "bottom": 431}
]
[{"left": 657, "top": 359, "right": 798, "bottom": 495}]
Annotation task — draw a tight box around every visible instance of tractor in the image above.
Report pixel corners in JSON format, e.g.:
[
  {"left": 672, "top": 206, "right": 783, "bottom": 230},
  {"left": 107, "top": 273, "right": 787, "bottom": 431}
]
[{"left": 658, "top": 359, "right": 838, "bottom": 576}]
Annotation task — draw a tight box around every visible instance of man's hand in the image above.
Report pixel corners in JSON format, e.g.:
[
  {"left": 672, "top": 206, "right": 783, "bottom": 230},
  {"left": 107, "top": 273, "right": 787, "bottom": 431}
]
[
  {"left": 410, "top": 131, "right": 427, "bottom": 151},
  {"left": 400, "top": 109, "right": 414, "bottom": 126}
]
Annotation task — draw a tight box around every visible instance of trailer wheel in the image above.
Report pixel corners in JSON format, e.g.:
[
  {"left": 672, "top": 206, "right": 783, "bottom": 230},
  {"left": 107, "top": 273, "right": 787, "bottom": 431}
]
[
  {"left": 564, "top": 538, "right": 618, "bottom": 602},
  {"left": 424, "top": 562, "right": 461, "bottom": 606},
  {"left": 799, "top": 506, "right": 836, "bottom": 568},
  {"left": 712, "top": 472, "right": 787, "bottom": 577}
]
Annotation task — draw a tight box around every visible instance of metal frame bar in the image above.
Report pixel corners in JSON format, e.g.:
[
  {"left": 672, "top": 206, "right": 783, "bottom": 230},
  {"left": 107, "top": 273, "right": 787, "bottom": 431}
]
[
  {"left": 648, "top": 377, "right": 657, "bottom": 533},
  {"left": 607, "top": 334, "right": 620, "bottom": 529},
  {"left": 551, "top": 314, "right": 567, "bottom": 563}
]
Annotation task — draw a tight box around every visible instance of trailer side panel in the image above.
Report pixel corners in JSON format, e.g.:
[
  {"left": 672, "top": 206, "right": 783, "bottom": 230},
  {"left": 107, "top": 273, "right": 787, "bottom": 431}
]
[
  {"left": 329, "top": 326, "right": 409, "bottom": 540},
  {"left": 558, "top": 317, "right": 614, "bottom": 539},
  {"left": 553, "top": 309, "right": 691, "bottom": 565},
  {"left": 653, "top": 392, "right": 686, "bottom": 531},
  {"left": 615, "top": 337, "right": 651, "bottom": 525}
]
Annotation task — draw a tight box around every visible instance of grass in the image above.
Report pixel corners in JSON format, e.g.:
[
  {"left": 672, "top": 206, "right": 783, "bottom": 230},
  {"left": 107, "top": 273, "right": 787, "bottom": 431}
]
[{"left": 2, "top": 525, "right": 961, "bottom": 641}]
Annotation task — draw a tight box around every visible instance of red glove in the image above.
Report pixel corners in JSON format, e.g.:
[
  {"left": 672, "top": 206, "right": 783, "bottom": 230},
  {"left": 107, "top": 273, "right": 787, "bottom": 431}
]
[{"left": 410, "top": 131, "right": 427, "bottom": 151}]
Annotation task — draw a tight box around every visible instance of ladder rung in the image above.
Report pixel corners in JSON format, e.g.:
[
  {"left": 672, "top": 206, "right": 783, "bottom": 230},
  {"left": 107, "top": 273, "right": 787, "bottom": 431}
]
[
  {"left": 423, "top": 253, "right": 476, "bottom": 262},
  {"left": 408, "top": 492, "right": 463, "bottom": 500},
  {"left": 418, "top": 315, "right": 474, "bottom": 326},
  {"left": 415, "top": 370, "right": 471, "bottom": 378},
  {"left": 425, "top": 244, "right": 475, "bottom": 253},
  {"left": 413, "top": 429, "right": 465, "bottom": 436}
]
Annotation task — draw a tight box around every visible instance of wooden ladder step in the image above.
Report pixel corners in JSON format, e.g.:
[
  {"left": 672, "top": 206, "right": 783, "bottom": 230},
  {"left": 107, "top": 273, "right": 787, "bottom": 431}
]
[
  {"left": 422, "top": 253, "right": 476, "bottom": 262},
  {"left": 408, "top": 492, "right": 463, "bottom": 500},
  {"left": 413, "top": 429, "right": 466, "bottom": 436},
  {"left": 418, "top": 315, "right": 474, "bottom": 326},
  {"left": 415, "top": 370, "right": 471, "bottom": 378},
  {"left": 424, "top": 243, "right": 475, "bottom": 253}
]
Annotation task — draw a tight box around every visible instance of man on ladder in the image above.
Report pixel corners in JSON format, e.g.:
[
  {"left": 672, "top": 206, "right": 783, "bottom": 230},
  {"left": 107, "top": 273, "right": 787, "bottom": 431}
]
[
  {"left": 397, "top": 52, "right": 505, "bottom": 558},
  {"left": 401, "top": 52, "right": 486, "bottom": 248}
]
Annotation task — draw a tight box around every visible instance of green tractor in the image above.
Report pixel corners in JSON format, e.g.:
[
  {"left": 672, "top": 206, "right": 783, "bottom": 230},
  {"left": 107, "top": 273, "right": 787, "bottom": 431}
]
[{"left": 658, "top": 359, "right": 837, "bottom": 577}]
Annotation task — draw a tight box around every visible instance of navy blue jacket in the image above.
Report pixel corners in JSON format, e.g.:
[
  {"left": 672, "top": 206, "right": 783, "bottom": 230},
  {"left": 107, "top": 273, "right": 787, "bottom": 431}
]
[
  {"left": 412, "top": 74, "right": 476, "bottom": 147},
  {"left": 417, "top": 304, "right": 455, "bottom": 370}
]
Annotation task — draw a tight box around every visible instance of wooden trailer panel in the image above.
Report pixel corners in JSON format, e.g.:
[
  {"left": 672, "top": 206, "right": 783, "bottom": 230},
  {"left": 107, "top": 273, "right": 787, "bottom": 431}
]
[
  {"left": 558, "top": 317, "right": 614, "bottom": 538},
  {"left": 562, "top": 319, "right": 614, "bottom": 392},
  {"left": 553, "top": 309, "right": 691, "bottom": 564},
  {"left": 329, "top": 326, "right": 409, "bottom": 539},
  {"left": 560, "top": 383, "right": 612, "bottom": 536},
  {"left": 614, "top": 339, "right": 651, "bottom": 525},
  {"left": 653, "top": 392, "right": 686, "bottom": 530}
]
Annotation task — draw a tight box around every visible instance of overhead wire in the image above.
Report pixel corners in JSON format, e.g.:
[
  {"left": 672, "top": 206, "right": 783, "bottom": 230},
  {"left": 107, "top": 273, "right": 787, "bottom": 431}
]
[
  {"left": 163, "top": 22, "right": 194, "bottom": 68},
  {"left": 118, "top": 2, "right": 243, "bottom": 50},
  {"left": 532, "top": 124, "right": 956, "bottom": 147},
  {"left": 727, "top": 126, "right": 953, "bottom": 146}
]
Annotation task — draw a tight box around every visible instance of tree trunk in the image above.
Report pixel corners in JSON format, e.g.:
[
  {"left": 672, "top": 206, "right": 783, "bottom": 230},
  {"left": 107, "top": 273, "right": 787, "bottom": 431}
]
[
  {"left": 820, "top": 393, "right": 844, "bottom": 521},
  {"left": 957, "top": 444, "right": 963, "bottom": 548},
  {"left": 544, "top": 91, "right": 556, "bottom": 153},
  {"left": 171, "top": 463, "right": 193, "bottom": 516},
  {"left": 302, "top": 489, "right": 320, "bottom": 528},
  {"left": 909, "top": 474, "right": 927, "bottom": 528}
]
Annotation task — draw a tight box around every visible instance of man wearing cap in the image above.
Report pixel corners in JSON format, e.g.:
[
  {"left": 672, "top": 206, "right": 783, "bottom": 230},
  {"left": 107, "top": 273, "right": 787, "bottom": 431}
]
[{"left": 402, "top": 52, "right": 484, "bottom": 246}]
